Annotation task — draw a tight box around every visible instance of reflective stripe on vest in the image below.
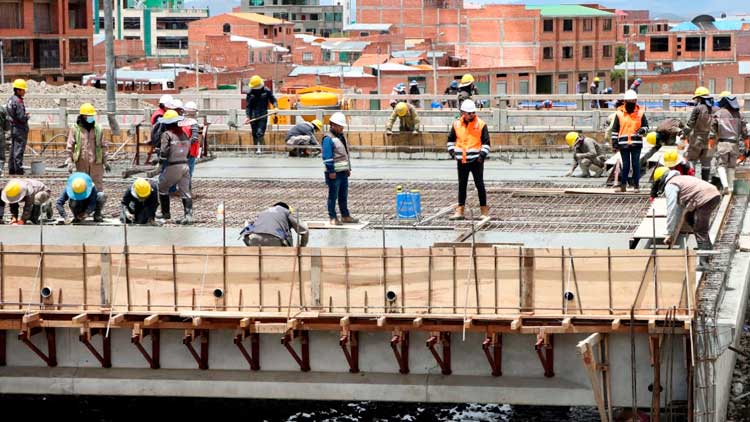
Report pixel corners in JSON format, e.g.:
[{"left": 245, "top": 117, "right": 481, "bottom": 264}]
[
  {"left": 616, "top": 106, "right": 644, "bottom": 145},
  {"left": 72, "top": 124, "right": 103, "bottom": 164},
  {"left": 453, "top": 117, "right": 486, "bottom": 164}
]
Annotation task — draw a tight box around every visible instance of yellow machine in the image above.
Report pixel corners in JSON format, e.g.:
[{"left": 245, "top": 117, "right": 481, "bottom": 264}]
[{"left": 295, "top": 86, "right": 345, "bottom": 125}]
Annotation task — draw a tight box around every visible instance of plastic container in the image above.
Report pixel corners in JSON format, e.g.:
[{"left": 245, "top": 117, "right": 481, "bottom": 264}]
[{"left": 396, "top": 190, "right": 421, "bottom": 219}]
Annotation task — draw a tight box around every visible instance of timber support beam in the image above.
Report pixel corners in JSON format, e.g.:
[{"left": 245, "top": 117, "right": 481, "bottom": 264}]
[
  {"left": 281, "top": 330, "right": 310, "bottom": 372},
  {"left": 234, "top": 329, "right": 260, "bottom": 371},
  {"left": 535, "top": 332, "right": 554, "bottom": 378},
  {"left": 339, "top": 331, "right": 359, "bottom": 373},
  {"left": 426, "top": 332, "right": 451, "bottom": 375},
  {"left": 131, "top": 324, "right": 160, "bottom": 369},
  {"left": 482, "top": 333, "right": 502, "bottom": 376},
  {"left": 390, "top": 330, "right": 409, "bottom": 374}
]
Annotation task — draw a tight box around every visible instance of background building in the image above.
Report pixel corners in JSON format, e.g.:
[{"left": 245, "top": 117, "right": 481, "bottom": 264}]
[{"left": 240, "top": 0, "right": 346, "bottom": 37}]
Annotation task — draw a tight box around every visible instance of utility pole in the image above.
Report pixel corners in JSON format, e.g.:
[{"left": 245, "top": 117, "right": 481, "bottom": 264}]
[
  {"left": 376, "top": 46, "right": 381, "bottom": 107},
  {"left": 624, "top": 36, "right": 629, "bottom": 92},
  {"left": 104, "top": 0, "right": 120, "bottom": 134},
  {"left": 195, "top": 50, "right": 199, "bottom": 90},
  {"left": 0, "top": 39, "right": 5, "bottom": 84}
]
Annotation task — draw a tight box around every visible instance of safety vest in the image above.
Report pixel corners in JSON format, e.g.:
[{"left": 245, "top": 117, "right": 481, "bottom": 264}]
[
  {"left": 72, "top": 124, "right": 103, "bottom": 164},
  {"left": 453, "top": 117, "right": 486, "bottom": 163},
  {"left": 615, "top": 105, "right": 645, "bottom": 146}
]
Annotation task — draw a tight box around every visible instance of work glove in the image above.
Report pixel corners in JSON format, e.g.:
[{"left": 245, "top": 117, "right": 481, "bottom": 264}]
[
  {"left": 412, "top": 130, "right": 419, "bottom": 135},
  {"left": 637, "top": 127, "right": 647, "bottom": 136},
  {"left": 66, "top": 158, "right": 74, "bottom": 174},
  {"left": 11, "top": 219, "right": 24, "bottom": 225},
  {"left": 328, "top": 172, "right": 336, "bottom": 180},
  {"left": 347, "top": 170, "right": 351, "bottom": 177},
  {"left": 449, "top": 151, "right": 455, "bottom": 160},
  {"left": 708, "top": 139, "right": 716, "bottom": 149},
  {"left": 120, "top": 206, "right": 133, "bottom": 224},
  {"left": 663, "top": 235, "right": 674, "bottom": 246},
  {"left": 386, "top": 129, "right": 393, "bottom": 136},
  {"left": 564, "top": 170, "right": 574, "bottom": 177}
]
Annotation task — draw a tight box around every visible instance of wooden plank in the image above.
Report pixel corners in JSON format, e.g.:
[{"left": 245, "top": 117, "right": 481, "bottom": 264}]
[
  {"left": 72, "top": 313, "right": 89, "bottom": 324},
  {"left": 307, "top": 221, "right": 369, "bottom": 230},
  {"left": 144, "top": 314, "right": 160, "bottom": 326},
  {"left": 577, "top": 333, "right": 609, "bottom": 422}
]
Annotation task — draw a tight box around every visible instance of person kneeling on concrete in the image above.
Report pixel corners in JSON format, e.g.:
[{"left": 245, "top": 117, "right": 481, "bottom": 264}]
[
  {"left": 651, "top": 166, "right": 720, "bottom": 269},
  {"left": 239, "top": 202, "right": 309, "bottom": 247},
  {"left": 0, "top": 179, "right": 52, "bottom": 224},
  {"left": 56, "top": 172, "right": 106, "bottom": 224},
  {"left": 157, "top": 110, "right": 193, "bottom": 224},
  {"left": 710, "top": 91, "right": 749, "bottom": 195},
  {"left": 386, "top": 102, "right": 420, "bottom": 136},
  {"left": 121, "top": 178, "right": 158, "bottom": 225},
  {"left": 564, "top": 132, "right": 606, "bottom": 177},
  {"left": 640, "top": 118, "right": 686, "bottom": 168},
  {"left": 286, "top": 119, "right": 322, "bottom": 157}
]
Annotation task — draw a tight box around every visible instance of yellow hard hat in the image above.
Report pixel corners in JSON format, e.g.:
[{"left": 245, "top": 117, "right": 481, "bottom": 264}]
[
  {"left": 132, "top": 178, "right": 152, "bottom": 199},
  {"left": 12, "top": 79, "right": 27, "bottom": 90},
  {"left": 565, "top": 131, "right": 579, "bottom": 147},
  {"left": 2, "top": 180, "right": 24, "bottom": 204},
  {"left": 249, "top": 75, "right": 263, "bottom": 89},
  {"left": 460, "top": 74, "right": 474, "bottom": 85},
  {"left": 395, "top": 102, "right": 408, "bottom": 117},
  {"left": 79, "top": 103, "right": 97, "bottom": 116},
  {"left": 719, "top": 90, "right": 732, "bottom": 98},
  {"left": 662, "top": 150, "right": 679, "bottom": 168},
  {"left": 593, "top": 77, "right": 600, "bottom": 83},
  {"left": 311, "top": 119, "right": 323, "bottom": 131},
  {"left": 653, "top": 166, "right": 670, "bottom": 181},
  {"left": 693, "top": 86, "right": 710, "bottom": 98},
  {"left": 72, "top": 178, "right": 87, "bottom": 194},
  {"left": 646, "top": 131, "right": 657, "bottom": 146}
]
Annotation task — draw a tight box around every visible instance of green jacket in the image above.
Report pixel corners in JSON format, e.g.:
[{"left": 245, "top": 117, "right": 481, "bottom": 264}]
[
  {"left": 387, "top": 104, "right": 420, "bottom": 131},
  {"left": 71, "top": 124, "right": 103, "bottom": 164}
]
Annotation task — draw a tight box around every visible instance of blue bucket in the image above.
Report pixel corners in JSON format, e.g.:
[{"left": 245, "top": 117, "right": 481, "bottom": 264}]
[{"left": 396, "top": 191, "right": 421, "bottom": 219}]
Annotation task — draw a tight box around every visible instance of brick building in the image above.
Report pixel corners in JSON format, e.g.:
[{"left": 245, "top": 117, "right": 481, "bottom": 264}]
[
  {"left": 637, "top": 61, "right": 750, "bottom": 95},
  {"left": 355, "top": 2, "right": 617, "bottom": 94},
  {"left": 239, "top": 0, "right": 346, "bottom": 37},
  {"left": 646, "top": 20, "right": 750, "bottom": 66},
  {"left": 0, "top": 0, "right": 94, "bottom": 81}
]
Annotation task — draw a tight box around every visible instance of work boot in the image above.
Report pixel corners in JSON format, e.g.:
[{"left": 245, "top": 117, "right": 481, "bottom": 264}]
[
  {"left": 717, "top": 167, "right": 729, "bottom": 194},
  {"left": 158, "top": 194, "right": 171, "bottom": 219},
  {"left": 329, "top": 218, "right": 342, "bottom": 226},
  {"left": 0, "top": 161, "right": 3, "bottom": 177},
  {"left": 727, "top": 168, "right": 736, "bottom": 193},
  {"left": 449, "top": 205, "right": 465, "bottom": 220},
  {"left": 177, "top": 198, "right": 193, "bottom": 225},
  {"left": 701, "top": 168, "right": 711, "bottom": 182},
  {"left": 341, "top": 215, "right": 359, "bottom": 224},
  {"left": 696, "top": 240, "right": 713, "bottom": 271},
  {"left": 614, "top": 185, "right": 626, "bottom": 193},
  {"left": 93, "top": 192, "right": 106, "bottom": 222},
  {"left": 633, "top": 186, "right": 640, "bottom": 193},
  {"left": 480, "top": 205, "right": 490, "bottom": 218}
]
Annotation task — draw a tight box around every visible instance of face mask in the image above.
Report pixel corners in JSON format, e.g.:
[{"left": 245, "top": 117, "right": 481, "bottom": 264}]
[
  {"left": 625, "top": 102, "right": 636, "bottom": 113},
  {"left": 86, "top": 116, "right": 96, "bottom": 124},
  {"left": 463, "top": 113, "right": 476, "bottom": 123}
]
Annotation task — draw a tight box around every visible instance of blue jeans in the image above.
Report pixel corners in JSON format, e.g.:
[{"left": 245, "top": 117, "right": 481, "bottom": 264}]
[
  {"left": 620, "top": 145, "right": 642, "bottom": 188},
  {"left": 325, "top": 171, "right": 350, "bottom": 219}
]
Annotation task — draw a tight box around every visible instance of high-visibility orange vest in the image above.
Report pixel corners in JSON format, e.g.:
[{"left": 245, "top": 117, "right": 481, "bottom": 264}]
[
  {"left": 453, "top": 117, "right": 486, "bottom": 163},
  {"left": 616, "top": 105, "right": 645, "bottom": 145}
]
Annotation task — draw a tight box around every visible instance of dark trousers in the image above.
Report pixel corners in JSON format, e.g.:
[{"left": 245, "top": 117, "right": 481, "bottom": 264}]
[
  {"left": 457, "top": 160, "right": 487, "bottom": 206},
  {"left": 619, "top": 145, "right": 642, "bottom": 188},
  {"left": 126, "top": 202, "right": 157, "bottom": 224},
  {"left": 9, "top": 128, "right": 27, "bottom": 175},
  {"left": 0, "top": 201, "right": 40, "bottom": 223},
  {"left": 688, "top": 196, "right": 721, "bottom": 247},
  {"left": 325, "top": 171, "right": 350, "bottom": 219},
  {"left": 0, "top": 131, "right": 5, "bottom": 164},
  {"left": 251, "top": 118, "right": 268, "bottom": 145}
]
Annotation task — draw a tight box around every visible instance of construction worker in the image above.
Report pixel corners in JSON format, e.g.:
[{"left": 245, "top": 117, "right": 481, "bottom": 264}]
[
  {"left": 409, "top": 80, "right": 421, "bottom": 108},
  {"left": 564, "top": 132, "right": 606, "bottom": 178},
  {"left": 629, "top": 78, "right": 642, "bottom": 93},
  {"left": 6, "top": 79, "right": 29, "bottom": 175},
  {"left": 157, "top": 110, "right": 193, "bottom": 224},
  {"left": 322, "top": 112, "right": 358, "bottom": 226},
  {"left": 443, "top": 80, "right": 459, "bottom": 108},
  {"left": 66, "top": 103, "right": 109, "bottom": 191},
  {"left": 684, "top": 86, "right": 714, "bottom": 181},
  {"left": 120, "top": 178, "right": 158, "bottom": 225},
  {"left": 286, "top": 119, "right": 322, "bottom": 157},
  {"left": 55, "top": 172, "right": 107, "bottom": 224},
  {"left": 239, "top": 202, "right": 309, "bottom": 247},
  {"left": 0, "top": 179, "right": 51, "bottom": 225},
  {"left": 589, "top": 77, "right": 601, "bottom": 109},
  {"left": 651, "top": 166, "right": 720, "bottom": 269},
  {"left": 386, "top": 102, "right": 420, "bottom": 135},
  {"left": 639, "top": 118, "right": 686, "bottom": 168},
  {"left": 151, "top": 94, "right": 173, "bottom": 125},
  {"left": 611, "top": 89, "right": 649, "bottom": 192},
  {"left": 710, "top": 91, "right": 749, "bottom": 194},
  {"left": 0, "top": 99, "right": 8, "bottom": 176},
  {"left": 448, "top": 99, "right": 490, "bottom": 220},
  {"left": 457, "top": 74, "right": 480, "bottom": 107},
  {"left": 389, "top": 83, "right": 407, "bottom": 108},
  {"left": 660, "top": 150, "right": 695, "bottom": 177},
  {"left": 244, "top": 75, "right": 278, "bottom": 153},
  {"left": 179, "top": 101, "right": 201, "bottom": 188}
]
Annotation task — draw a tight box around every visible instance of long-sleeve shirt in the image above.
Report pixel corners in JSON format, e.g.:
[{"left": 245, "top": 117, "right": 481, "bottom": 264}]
[
  {"left": 321, "top": 132, "right": 350, "bottom": 174},
  {"left": 574, "top": 138, "right": 605, "bottom": 163},
  {"left": 66, "top": 124, "right": 109, "bottom": 164},
  {"left": 245, "top": 87, "right": 277, "bottom": 118},
  {"left": 710, "top": 108, "right": 748, "bottom": 142},
  {"left": 610, "top": 106, "right": 649, "bottom": 148},
  {"left": 664, "top": 183, "right": 683, "bottom": 236},
  {"left": 56, "top": 186, "right": 99, "bottom": 218},
  {"left": 6, "top": 94, "right": 28, "bottom": 130},
  {"left": 685, "top": 103, "right": 712, "bottom": 138},
  {"left": 386, "top": 104, "right": 421, "bottom": 131},
  {"left": 447, "top": 118, "right": 491, "bottom": 163},
  {"left": 121, "top": 180, "right": 158, "bottom": 220}
]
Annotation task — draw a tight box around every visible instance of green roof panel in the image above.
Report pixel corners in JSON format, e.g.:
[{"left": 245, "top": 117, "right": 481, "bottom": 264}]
[{"left": 525, "top": 5, "right": 614, "bottom": 17}]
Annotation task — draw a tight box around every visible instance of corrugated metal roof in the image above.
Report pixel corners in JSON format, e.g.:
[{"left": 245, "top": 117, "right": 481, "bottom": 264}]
[
  {"left": 288, "top": 66, "right": 373, "bottom": 78},
  {"left": 364, "top": 63, "right": 420, "bottom": 71},
  {"left": 525, "top": 5, "right": 613, "bottom": 17},
  {"left": 342, "top": 23, "right": 392, "bottom": 32},
  {"left": 391, "top": 50, "right": 424, "bottom": 58},
  {"left": 229, "top": 12, "right": 287, "bottom": 25},
  {"left": 230, "top": 35, "right": 289, "bottom": 53},
  {"left": 321, "top": 40, "right": 370, "bottom": 52},
  {"left": 670, "top": 20, "right": 745, "bottom": 32}
]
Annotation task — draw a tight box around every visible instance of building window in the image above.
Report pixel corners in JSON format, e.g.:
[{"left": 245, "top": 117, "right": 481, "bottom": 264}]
[
  {"left": 98, "top": 17, "right": 115, "bottom": 30},
  {"left": 519, "top": 80, "right": 529, "bottom": 95},
  {"left": 543, "top": 19, "right": 553, "bottom": 32},
  {"left": 543, "top": 47, "right": 553, "bottom": 60},
  {"left": 562, "top": 46, "right": 573, "bottom": 59},
  {"left": 639, "top": 25, "right": 647, "bottom": 35},
  {"left": 322, "top": 50, "right": 331, "bottom": 62},
  {"left": 685, "top": 36, "right": 705, "bottom": 52},
  {"left": 582, "top": 45, "right": 592, "bottom": 58},
  {"left": 155, "top": 17, "right": 200, "bottom": 30},
  {"left": 34, "top": 1, "right": 54, "bottom": 34},
  {"left": 1, "top": 39, "right": 30, "bottom": 63},
  {"left": 583, "top": 19, "right": 592, "bottom": 32},
  {"left": 623, "top": 25, "right": 629, "bottom": 35},
  {"left": 303, "top": 52, "right": 312, "bottom": 61},
  {"left": 69, "top": 38, "right": 88, "bottom": 63},
  {"left": 603, "top": 45, "right": 612, "bottom": 57},
  {"left": 156, "top": 36, "right": 188, "bottom": 50},
  {"left": 726, "top": 78, "right": 733, "bottom": 93},
  {"left": 563, "top": 19, "right": 572, "bottom": 32},
  {"left": 263, "top": 27, "right": 268, "bottom": 36},
  {"left": 223, "top": 23, "right": 231, "bottom": 33},
  {"left": 713, "top": 36, "right": 731, "bottom": 51},
  {"left": 650, "top": 37, "right": 669, "bottom": 52},
  {"left": 708, "top": 78, "right": 715, "bottom": 93},
  {"left": 310, "top": 13, "right": 318, "bottom": 20},
  {"left": 68, "top": 0, "right": 87, "bottom": 29},
  {"left": 0, "top": 1, "right": 23, "bottom": 29},
  {"left": 33, "top": 39, "right": 59, "bottom": 68},
  {"left": 123, "top": 17, "right": 141, "bottom": 30},
  {"left": 603, "top": 18, "right": 612, "bottom": 31}
]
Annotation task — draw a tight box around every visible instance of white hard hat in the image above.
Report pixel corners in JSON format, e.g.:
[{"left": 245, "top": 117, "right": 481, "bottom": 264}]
[
  {"left": 159, "top": 94, "right": 173, "bottom": 105},
  {"left": 329, "top": 112, "right": 347, "bottom": 128},
  {"left": 168, "top": 99, "right": 184, "bottom": 109},
  {"left": 460, "top": 99, "right": 477, "bottom": 113},
  {"left": 624, "top": 89, "right": 638, "bottom": 101},
  {"left": 183, "top": 101, "right": 198, "bottom": 111}
]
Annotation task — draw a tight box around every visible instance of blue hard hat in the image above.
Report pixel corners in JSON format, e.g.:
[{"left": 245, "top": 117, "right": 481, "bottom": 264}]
[
  {"left": 410, "top": 80, "right": 418, "bottom": 85},
  {"left": 66, "top": 172, "right": 93, "bottom": 201},
  {"left": 450, "top": 80, "right": 458, "bottom": 88}
]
